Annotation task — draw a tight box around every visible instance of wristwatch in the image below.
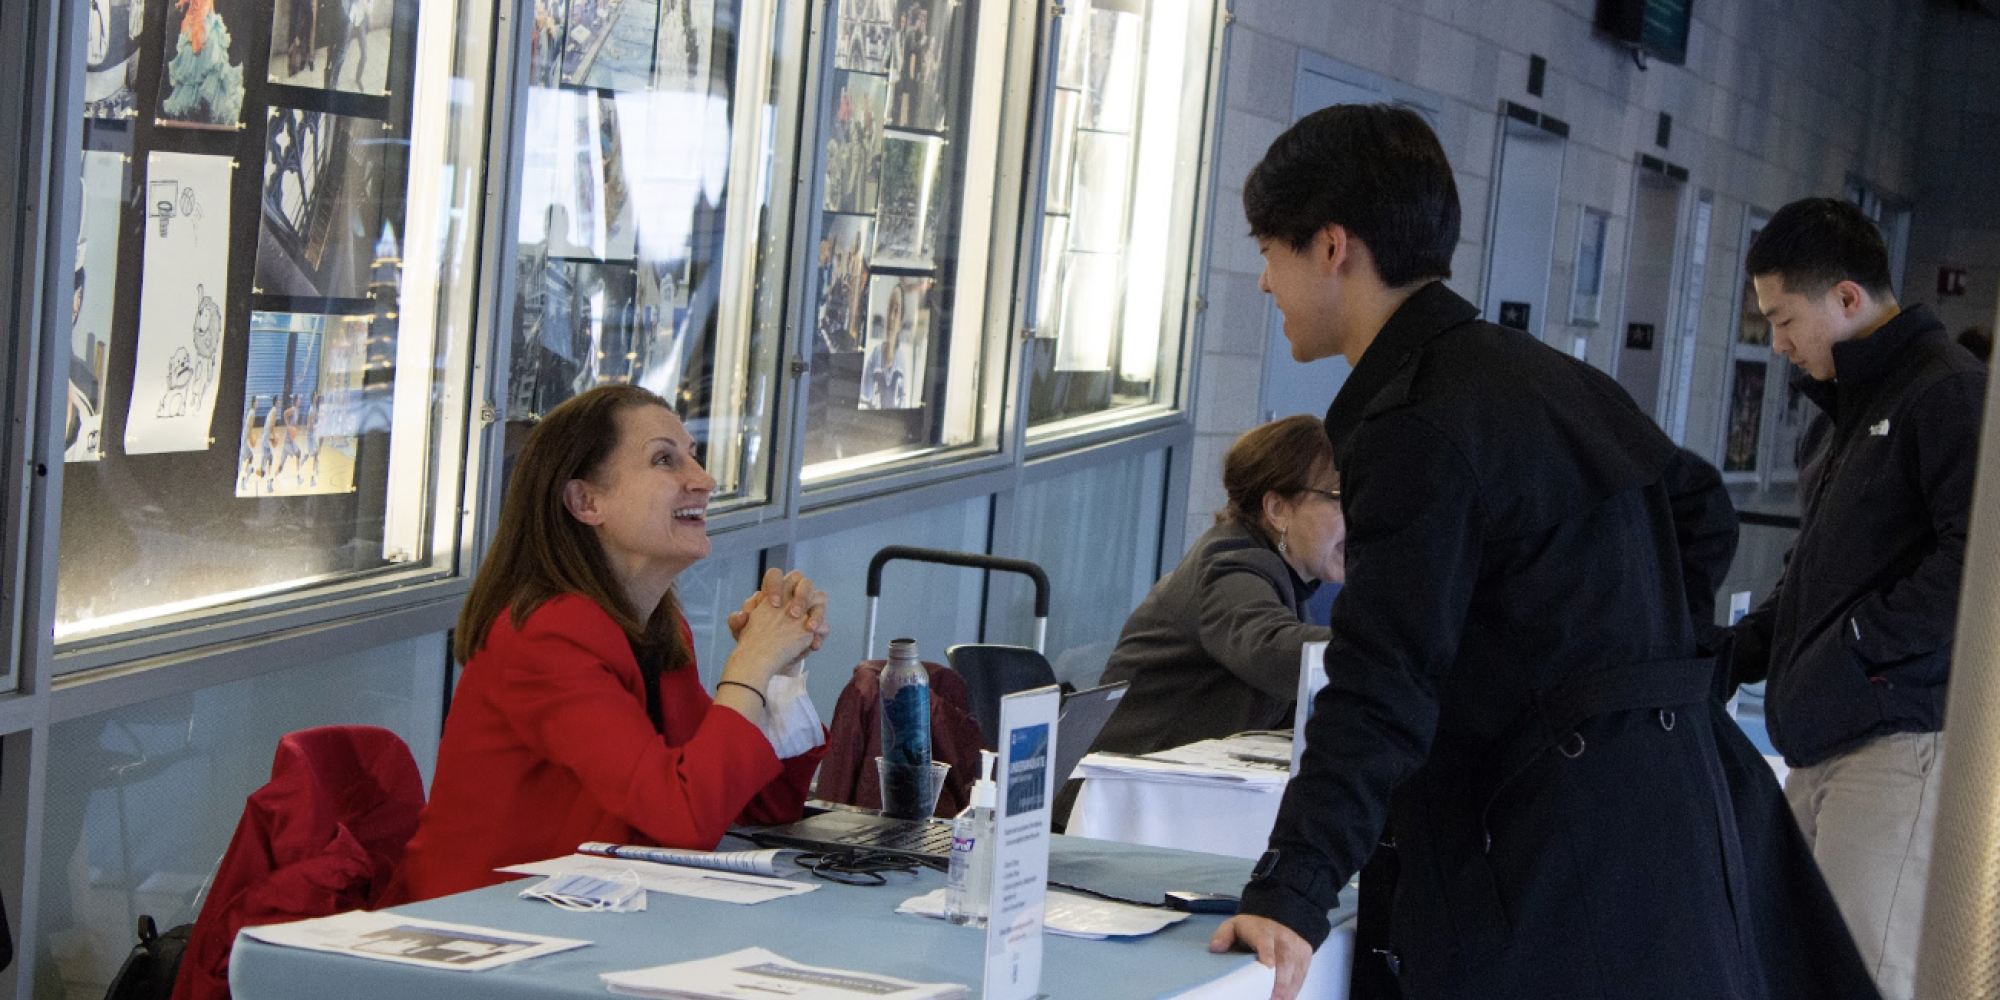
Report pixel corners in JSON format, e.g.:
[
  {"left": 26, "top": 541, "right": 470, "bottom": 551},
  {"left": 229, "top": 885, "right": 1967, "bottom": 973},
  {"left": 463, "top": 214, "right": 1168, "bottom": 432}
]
[{"left": 1251, "top": 848, "right": 1280, "bottom": 881}]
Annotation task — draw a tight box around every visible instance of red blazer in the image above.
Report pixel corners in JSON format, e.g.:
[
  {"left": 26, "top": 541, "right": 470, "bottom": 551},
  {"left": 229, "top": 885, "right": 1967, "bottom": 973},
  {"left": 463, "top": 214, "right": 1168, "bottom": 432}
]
[{"left": 383, "top": 595, "right": 822, "bottom": 904}]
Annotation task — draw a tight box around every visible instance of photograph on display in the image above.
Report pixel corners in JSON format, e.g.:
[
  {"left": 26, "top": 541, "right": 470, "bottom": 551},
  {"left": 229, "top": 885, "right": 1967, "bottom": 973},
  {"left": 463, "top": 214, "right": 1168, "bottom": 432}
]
[
  {"left": 860, "top": 275, "right": 930, "bottom": 410},
  {"left": 597, "top": 97, "right": 641, "bottom": 260},
  {"left": 816, "top": 215, "right": 875, "bottom": 354},
  {"left": 1056, "top": 252, "right": 1120, "bottom": 371},
  {"left": 886, "top": 0, "right": 952, "bottom": 132},
  {"left": 255, "top": 107, "right": 407, "bottom": 299},
  {"left": 509, "top": 256, "right": 696, "bottom": 418},
  {"left": 824, "top": 71, "right": 887, "bottom": 214},
  {"left": 267, "top": 0, "right": 395, "bottom": 96},
  {"left": 527, "top": 0, "right": 572, "bottom": 86},
  {"left": 873, "top": 132, "right": 944, "bottom": 269},
  {"left": 235, "top": 311, "right": 369, "bottom": 497},
  {"left": 517, "top": 88, "right": 625, "bottom": 260},
  {"left": 652, "top": 0, "right": 716, "bottom": 92},
  {"left": 1724, "top": 359, "right": 1767, "bottom": 473},
  {"left": 68, "top": 151, "right": 128, "bottom": 463},
  {"left": 557, "top": 0, "right": 716, "bottom": 92},
  {"left": 128, "top": 151, "right": 232, "bottom": 456},
  {"left": 1080, "top": 5, "right": 1141, "bottom": 133},
  {"left": 1737, "top": 272, "right": 1770, "bottom": 346},
  {"left": 1767, "top": 364, "right": 1809, "bottom": 477},
  {"left": 1044, "top": 89, "right": 1079, "bottom": 214},
  {"left": 1069, "top": 130, "right": 1132, "bottom": 253},
  {"left": 157, "top": 0, "right": 249, "bottom": 129},
  {"left": 1034, "top": 216, "right": 1068, "bottom": 339},
  {"left": 84, "top": 0, "right": 149, "bottom": 118},
  {"left": 835, "top": 0, "right": 893, "bottom": 74},
  {"left": 1055, "top": 0, "right": 1088, "bottom": 90}
]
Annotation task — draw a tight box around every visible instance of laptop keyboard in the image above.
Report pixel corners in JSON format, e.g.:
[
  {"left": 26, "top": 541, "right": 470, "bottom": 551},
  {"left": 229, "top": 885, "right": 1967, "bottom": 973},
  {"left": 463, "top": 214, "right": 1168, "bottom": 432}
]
[{"left": 842, "top": 821, "right": 956, "bottom": 855}]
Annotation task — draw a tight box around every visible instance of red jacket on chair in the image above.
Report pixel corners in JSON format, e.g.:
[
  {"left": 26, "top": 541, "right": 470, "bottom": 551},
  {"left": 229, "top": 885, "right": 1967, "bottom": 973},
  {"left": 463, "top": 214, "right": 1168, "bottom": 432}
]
[
  {"left": 170, "top": 725, "right": 424, "bottom": 1000},
  {"left": 819, "top": 660, "right": 983, "bottom": 817}
]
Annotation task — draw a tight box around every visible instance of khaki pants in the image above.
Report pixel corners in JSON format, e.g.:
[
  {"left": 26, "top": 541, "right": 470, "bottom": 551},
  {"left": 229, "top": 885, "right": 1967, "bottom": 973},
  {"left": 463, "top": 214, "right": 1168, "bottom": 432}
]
[{"left": 1785, "top": 731, "right": 1945, "bottom": 1000}]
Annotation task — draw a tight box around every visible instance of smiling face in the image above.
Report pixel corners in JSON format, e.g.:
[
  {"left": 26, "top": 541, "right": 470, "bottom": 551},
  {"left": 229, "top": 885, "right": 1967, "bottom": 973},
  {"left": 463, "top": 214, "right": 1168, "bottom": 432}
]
[
  {"left": 568, "top": 404, "right": 715, "bottom": 587},
  {"left": 1257, "top": 233, "right": 1345, "bottom": 363}
]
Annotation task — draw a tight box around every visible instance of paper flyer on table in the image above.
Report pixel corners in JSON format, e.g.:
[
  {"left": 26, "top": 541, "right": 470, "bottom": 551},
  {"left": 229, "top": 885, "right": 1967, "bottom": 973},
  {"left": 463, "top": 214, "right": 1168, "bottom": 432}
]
[
  {"left": 898, "top": 887, "right": 1188, "bottom": 939},
  {"left": 601, "top": 946, "right": 967, "bottom": 999},
  {"left": 499, "top": 855, "right": 815, "bottom": 905},
  {"left": 127, "top": 150, "right": 232, "bottom": 455},
  {"left": 240, "top": 910, "right": 588, "bottom": 971}
]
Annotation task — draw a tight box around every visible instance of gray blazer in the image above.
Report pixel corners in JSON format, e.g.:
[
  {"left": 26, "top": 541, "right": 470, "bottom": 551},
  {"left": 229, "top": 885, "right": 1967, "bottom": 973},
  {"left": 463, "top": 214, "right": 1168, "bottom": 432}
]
[{"left": 1090, "top": 520, "right": 1330, "bottom": 756}]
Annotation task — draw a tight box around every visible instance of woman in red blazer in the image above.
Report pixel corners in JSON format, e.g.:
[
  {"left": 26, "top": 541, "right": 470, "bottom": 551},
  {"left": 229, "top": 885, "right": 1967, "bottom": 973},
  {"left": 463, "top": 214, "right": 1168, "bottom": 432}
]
[{"left": 386, "top": 385, "right": 831, "bottom": 903}]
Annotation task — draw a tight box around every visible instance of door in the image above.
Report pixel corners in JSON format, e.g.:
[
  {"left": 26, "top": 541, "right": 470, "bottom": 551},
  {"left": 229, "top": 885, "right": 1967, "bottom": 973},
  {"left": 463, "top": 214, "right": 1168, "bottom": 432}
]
[
  {"left": 1480, "top": 115, "right": 1566, "bottom": 344},
  {"left": 1614, "top": 169, "right": 1685, "bottom": 420}
]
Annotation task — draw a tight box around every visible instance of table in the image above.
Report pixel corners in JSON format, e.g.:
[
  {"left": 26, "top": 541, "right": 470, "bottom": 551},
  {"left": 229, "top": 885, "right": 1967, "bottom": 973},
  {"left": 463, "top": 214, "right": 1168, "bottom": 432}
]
[
  {"left": 230, "top": 836, "right": 1357, "bottom": 1000},
  {"left": 1070, "top": 769, "right": 1354, "bottom": 1000}
]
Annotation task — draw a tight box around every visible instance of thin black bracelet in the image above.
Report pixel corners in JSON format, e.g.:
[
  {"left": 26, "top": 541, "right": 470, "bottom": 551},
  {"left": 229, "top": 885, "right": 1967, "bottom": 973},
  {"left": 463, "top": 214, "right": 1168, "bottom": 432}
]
[{"left": 717, "top": 679, "right": 768, "bottom": 707}]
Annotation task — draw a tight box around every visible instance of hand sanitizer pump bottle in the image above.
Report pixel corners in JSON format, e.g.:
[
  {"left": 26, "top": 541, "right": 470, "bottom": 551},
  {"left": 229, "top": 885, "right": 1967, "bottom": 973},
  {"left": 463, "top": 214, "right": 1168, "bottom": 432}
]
[{"left": 945, "top": 750, "right": 997, "bottom": 926}]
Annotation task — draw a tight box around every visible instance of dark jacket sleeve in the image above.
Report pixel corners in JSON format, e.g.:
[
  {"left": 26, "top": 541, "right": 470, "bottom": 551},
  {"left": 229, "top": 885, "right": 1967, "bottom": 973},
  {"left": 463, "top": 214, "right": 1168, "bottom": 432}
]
[
  {"left": 1195, "top": 546, "right": 1334, "bottom": 701},
  {"left": 1847, "top": 370, "right": 1985, "bottom": 668},
  {"left": 1239, "top": 414, "right": 1482, "bottom": 948},
  {"left": 1666, "top": 447, "right": 1738, "bottom": 650}
]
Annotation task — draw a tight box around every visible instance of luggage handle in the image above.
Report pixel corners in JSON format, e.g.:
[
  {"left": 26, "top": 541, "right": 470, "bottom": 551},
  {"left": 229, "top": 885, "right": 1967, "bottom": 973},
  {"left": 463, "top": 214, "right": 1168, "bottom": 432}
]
[{"left": 863, "top": 546, "right": 1050, "bottom": 657}]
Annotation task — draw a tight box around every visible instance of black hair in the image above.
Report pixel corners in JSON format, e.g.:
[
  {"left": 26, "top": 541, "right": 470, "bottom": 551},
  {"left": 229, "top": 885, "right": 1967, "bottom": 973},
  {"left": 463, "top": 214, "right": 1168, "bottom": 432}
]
[
  {"left": 1241, "top": 104, "right": 1460, "bottom": 288},
  {"left": 1744, "top": 198, "right": 1895, "bottom": 300}
]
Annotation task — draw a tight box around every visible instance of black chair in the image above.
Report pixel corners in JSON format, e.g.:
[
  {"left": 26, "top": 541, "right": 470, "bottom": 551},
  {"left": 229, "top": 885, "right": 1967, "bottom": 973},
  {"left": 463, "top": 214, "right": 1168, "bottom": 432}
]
[{"left": 945, "top": 644, "right": 1060, "bottom": 750}]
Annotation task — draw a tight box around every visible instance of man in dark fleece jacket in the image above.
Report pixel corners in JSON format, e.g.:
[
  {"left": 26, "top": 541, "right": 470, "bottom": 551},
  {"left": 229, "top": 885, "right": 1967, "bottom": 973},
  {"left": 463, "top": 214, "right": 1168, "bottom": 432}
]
[{"left": 1728, "top": 197, "right": 1987, "bottom": 1000}]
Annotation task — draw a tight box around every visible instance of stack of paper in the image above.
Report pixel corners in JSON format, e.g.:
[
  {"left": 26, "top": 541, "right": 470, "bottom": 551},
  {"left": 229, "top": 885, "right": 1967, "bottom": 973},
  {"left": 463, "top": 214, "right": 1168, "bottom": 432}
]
[
  {"left": 1074, "top": 734, "right": 1292, "bottom": 788},
  {"left": 602, "top": 948, "right": 966, "bottom": 999},
  {"left": 500, "top": 855, "right": 816, "bottom": 905},
  {"left": 897, "top": 888, "right": 1189, "bottom": 939}
]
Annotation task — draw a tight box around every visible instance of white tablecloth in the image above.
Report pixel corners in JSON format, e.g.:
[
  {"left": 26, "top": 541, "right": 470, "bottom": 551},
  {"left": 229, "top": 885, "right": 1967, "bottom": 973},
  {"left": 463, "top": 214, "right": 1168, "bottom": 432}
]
[{"left": 1071, "top": 774, "right": 1355, "bottom": 1000}]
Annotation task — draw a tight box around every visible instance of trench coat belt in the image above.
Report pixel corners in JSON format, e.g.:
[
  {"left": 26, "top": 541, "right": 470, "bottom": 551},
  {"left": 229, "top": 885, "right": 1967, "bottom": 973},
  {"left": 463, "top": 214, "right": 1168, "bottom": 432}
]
[{"left": 1475, "top": 657, "right": 1716, "bottom": 848}]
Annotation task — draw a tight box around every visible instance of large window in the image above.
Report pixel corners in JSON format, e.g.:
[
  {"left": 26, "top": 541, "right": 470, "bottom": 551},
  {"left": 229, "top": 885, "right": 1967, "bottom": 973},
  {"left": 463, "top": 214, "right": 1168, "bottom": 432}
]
[
  {"left": 797, "top": 0, "right": 1016, "bottom": 484},
  {"left": 53, "top": 0, "right": 497, "bottom": 651},
  {"left": 1025, "top": 0, "right": 1211, "bottom": 438},
  {"left": 505, "top": 0, "right": 796, "bottom": 508}
]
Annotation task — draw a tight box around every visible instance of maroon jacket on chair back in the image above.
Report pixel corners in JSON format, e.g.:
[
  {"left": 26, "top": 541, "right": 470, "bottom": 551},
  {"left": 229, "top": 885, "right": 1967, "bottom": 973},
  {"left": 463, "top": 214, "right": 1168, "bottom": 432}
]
[
  {"left": 170, "top": 725, "right": 424, "bottom": 1000},
  {"left": 819, "top": 660, "right": 982, "bottom": 817}
]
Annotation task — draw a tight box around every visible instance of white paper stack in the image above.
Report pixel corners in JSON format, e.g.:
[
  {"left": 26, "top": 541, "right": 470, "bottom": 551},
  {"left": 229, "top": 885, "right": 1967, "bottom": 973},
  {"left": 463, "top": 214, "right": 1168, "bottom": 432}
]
[
  {"left": 896, "top": 888, "right": 1189, "bottom": 939},
  {"left": 1073, "top": 734, "right": 1292, "bottom": 789},
  {"left": 601, "top": 948, "right": 967, "bottom": 1000}
]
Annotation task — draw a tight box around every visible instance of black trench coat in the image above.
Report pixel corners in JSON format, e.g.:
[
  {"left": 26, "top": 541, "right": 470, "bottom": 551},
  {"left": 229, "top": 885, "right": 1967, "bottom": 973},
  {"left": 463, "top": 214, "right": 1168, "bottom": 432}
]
[{"left": 1238, "top": 283, "right": 1877, "bottom": 1000}]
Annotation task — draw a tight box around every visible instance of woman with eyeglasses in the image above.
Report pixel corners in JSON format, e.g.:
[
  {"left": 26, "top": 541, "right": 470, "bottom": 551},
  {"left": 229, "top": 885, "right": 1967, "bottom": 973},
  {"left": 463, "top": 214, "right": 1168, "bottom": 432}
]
[{"left": 1079, "top": 415, "right": 1344, "bottom": 770}]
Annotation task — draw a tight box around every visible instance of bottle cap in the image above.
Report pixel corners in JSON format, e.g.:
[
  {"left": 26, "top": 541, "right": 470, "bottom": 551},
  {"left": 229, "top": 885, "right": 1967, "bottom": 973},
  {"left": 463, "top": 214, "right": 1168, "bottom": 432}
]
[{"left": 973, "top": 749, "right": 998, "bottom": 809}]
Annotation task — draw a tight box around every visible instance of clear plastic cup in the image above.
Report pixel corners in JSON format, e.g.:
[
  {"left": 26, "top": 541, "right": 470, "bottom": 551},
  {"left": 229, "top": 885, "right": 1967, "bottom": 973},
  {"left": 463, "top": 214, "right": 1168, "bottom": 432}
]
[{"left": 876, "top": 757, "right": 951, "bottom": 820}]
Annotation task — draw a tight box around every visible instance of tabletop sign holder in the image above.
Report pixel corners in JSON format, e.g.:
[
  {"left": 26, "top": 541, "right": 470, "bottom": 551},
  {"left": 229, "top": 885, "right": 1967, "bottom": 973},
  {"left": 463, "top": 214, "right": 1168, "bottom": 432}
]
[{"left": 982, "top": 685, "right": 1062, "bottom": 1000}]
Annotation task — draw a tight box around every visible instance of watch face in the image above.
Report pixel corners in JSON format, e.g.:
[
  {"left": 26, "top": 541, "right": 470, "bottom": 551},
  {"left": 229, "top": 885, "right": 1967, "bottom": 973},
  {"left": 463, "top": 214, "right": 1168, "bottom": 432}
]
[{"left": 1252, "top": 848, "right": 1280, "bottom": 881}]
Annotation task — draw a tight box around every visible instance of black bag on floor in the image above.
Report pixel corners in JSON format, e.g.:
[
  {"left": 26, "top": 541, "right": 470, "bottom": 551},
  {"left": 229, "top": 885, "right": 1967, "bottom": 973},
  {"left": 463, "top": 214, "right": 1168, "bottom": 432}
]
[{"left": 103, "top": 915, "right": 191, "bottom": 1000}]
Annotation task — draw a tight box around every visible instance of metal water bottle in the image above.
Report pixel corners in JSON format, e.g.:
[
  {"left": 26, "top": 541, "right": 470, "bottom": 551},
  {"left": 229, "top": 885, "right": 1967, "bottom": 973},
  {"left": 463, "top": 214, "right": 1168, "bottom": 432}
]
[{"left": 878, "top": 637, "right": 933, "bottom": 819}]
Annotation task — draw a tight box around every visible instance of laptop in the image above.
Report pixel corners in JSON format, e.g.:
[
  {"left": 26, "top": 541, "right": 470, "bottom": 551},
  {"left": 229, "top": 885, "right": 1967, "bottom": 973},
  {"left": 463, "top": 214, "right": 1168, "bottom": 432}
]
[{"left": 744, "top": 681, "right": 1131, "bottom": 861}]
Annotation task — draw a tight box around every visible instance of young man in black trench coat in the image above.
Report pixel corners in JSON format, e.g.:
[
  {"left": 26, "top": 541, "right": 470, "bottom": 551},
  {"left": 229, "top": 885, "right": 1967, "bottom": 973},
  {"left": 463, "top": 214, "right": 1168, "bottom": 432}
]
[{"left": 1206, "top": 105, "right": 1879, "bottom": 1000}]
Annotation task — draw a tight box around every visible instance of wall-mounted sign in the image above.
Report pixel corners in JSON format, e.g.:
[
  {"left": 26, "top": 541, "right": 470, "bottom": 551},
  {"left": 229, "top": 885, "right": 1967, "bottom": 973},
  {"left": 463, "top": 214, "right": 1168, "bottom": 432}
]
[
  {"left": 1625, "top": 322, "right": 1655, "bottom": 350},
  {"left": 1939, "top": 267, "right": 1967, "bottom": 297},
  {"left": 1497, "top": 301, "right": 1531, "bottom": 331}
]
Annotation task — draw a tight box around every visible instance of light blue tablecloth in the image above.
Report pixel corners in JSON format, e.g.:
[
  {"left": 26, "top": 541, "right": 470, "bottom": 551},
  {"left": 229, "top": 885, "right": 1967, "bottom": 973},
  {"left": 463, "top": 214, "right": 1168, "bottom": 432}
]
[{"left": 229, "top": 835, "right": 1358, "bottom": 1000}]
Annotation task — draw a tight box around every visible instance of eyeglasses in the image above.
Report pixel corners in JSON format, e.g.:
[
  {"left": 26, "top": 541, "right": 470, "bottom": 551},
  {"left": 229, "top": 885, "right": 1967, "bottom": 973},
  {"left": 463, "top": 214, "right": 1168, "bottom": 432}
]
[{"left": 1298, "top": 487, "right": 1341, "bottom": 503}]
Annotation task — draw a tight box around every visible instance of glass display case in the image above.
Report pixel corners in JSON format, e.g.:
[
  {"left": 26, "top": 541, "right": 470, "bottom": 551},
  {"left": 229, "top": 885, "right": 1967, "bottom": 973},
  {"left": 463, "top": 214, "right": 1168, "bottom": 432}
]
[
  {"left": 1025, "top": 0, "right": 1211, "bottom": 437},
  {"left": 796, "top": 0, "right": 1016, "bottom": 484},
  {"left": 505, "top": 0, "right": 797, "bottom": 508},
  {"left": 52, "top": 0, "right": 498, "bottom": 652}
]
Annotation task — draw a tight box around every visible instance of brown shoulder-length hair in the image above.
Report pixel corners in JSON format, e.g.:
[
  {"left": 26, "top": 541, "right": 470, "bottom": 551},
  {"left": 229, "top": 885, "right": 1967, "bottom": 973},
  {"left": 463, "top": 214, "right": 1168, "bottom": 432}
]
[
  {"left": 1216, "top": 415, "right": 1338, "bottom": 538},
  {"left": 456, "top": 385, "right": 691, "bottom": 676}
]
